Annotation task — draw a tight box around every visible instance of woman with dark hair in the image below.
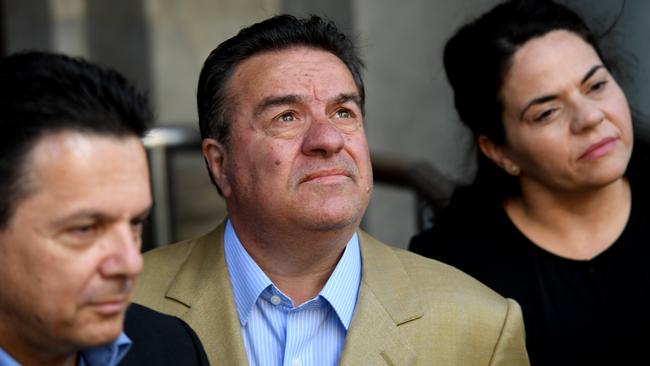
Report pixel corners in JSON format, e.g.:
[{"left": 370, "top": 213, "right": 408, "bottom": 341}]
[{"left": 410, "top": 0, "right": 650, "bottom": 364}]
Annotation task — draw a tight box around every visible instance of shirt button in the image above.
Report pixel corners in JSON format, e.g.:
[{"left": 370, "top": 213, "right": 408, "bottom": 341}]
[
  {"left": 291, "top": 358, "right": 301, "bottom": 366},
  {"left": 270, "top": 295, "right": 281, "bottom": 305}
]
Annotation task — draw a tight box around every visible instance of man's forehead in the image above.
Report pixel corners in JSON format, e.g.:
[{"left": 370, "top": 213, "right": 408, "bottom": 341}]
[
  {"left": 29, "top": 131, "right": 143, "bottom": 173},
  {"left": 12, "top": 132, "right": 96, "bottom": 202},
  {"left": 31, "top": 131, "right": 103, "bottom": 163},
  {"left": 23, "top": 131, "right": 149, "bottom": 208},
  {"left": 230, "top": 47, "right": 357, "bottom": 98},
  {"left": 1, "top": 137, "right": 150, "bottom": 238}
]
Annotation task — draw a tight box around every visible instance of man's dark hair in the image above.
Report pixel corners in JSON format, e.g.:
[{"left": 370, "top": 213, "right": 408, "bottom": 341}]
[
  {"left": 0, "top": 51, "right": 153, "bottom": 228},
  {"left": 197, "top": 14, "right": 365, "bottom": 148},
  {"left": 442, "top": 0, "right": 614, "bottom": 199}
]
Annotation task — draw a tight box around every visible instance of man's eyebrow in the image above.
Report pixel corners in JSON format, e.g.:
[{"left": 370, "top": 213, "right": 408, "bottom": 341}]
[
  {"left": 52, "top": 206, "right": 152, "bottom": 227},
  {"left": 133, "top": 206, "right": 152, "bottom": 221},
  {"left": 335, "top": 93, "right": 362, "bottom": 108},
  {"left": 581, "top": 65, "right": 604, "bottom": 85},
  {"left": 254, "top": 92, "right": 363, "bottom": 117},
  {"left": 254, "top": 95, "right": 302, "bottom": 117},
  {"left": 51, "top": 210, "right": 108, "bottom": 227}
]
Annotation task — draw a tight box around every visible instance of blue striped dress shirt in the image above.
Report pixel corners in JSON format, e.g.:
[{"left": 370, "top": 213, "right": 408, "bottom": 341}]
[
  {"left": 0, "top": 333, "right": 130, "bottom": 366},
  {"left": 224, "top": 220, "right": 362, "bottom": 366}
]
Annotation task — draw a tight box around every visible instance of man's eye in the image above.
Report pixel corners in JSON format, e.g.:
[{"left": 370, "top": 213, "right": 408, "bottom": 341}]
[
  {"left": 335, "top": 109, "right": 352, "bottom": 119},
  {"left": 278, "top": 112, "right": 296, "bottom": 122},
  {"left": 131, "top": 215, "right": 150, "bottom": 234},
  {"left": 63, "top": 224, "right": 100, "bottom": 244},
  {"left": 131, "top": 219, "right": 144, "bottom": 230},
  {"left": 71, "top": 224, "right": 97, "bottom": 235}
]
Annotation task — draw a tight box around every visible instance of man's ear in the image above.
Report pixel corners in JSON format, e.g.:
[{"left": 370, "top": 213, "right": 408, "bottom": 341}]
[
  {"left": 202, "top": 138, "right": 232, "bottom": 197},
  {"left": 477, "top": 135, "right": 521, "bottom": 176}
]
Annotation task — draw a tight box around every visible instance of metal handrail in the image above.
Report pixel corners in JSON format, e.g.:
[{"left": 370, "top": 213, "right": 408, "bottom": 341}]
[
  {"left": 371, "top": 152, "right": 454, "bottom": 231},
  {"left": 143, "top": 127, "right": 202, "bottom": 248},
  {"left": 143, "top": 126, "right": 453, "bottom": 247}
]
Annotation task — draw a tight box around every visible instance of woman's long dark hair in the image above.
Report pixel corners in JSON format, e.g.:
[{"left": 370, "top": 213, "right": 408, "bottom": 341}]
[{"left": 443, "top": 0, "right": 634, "bottom": 200}]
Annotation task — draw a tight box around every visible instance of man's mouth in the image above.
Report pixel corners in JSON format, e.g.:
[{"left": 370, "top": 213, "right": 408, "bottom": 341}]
[
  {"left": 87, "top": 297, "right": 129, "bottom": 316},
  {"left": 301, "top": 169, "right": 351, "bottom": 183}
]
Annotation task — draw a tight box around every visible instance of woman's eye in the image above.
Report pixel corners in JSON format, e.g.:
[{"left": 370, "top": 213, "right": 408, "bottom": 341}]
[
  {"left": 533, "top": 108, "right": 557, "bottom": 123},
  {"left": 589, "top": 80, "right": 608, "bottom": 93}
]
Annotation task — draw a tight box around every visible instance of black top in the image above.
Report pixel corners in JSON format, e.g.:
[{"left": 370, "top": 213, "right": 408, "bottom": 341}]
[
  {"left": 120, "top": 303, "right": 210, "bottom": 365},
  {"left": 410, "top": 176, "right": 650, "bottom": 366}
]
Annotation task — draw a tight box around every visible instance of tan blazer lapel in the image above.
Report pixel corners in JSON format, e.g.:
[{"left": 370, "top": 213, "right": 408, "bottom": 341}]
[
  {"left": 164, "top": 222, "right": 249, "bottom": 366},
  {"left": 340, "top": 282, "right": 417, "bottom": 366},
  {"left": 339, "top": 231, "right": 422, "bottom": 366}
]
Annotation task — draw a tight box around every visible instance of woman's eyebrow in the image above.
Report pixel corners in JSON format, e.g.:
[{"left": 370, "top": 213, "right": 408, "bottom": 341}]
[{"left": 581, "top": 65, "right": 604, "bottom": 85}]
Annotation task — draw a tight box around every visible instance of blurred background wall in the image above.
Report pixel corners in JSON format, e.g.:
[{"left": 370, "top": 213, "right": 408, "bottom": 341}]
[{"left": 2, "top": 0, "right": 647, "bottom": 249}]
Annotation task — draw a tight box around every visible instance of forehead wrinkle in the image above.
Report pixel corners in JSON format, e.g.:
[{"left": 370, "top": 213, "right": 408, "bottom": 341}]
[
  {"left": 237, "top": 47, "right": 361, "bottom": 120},
  {"left": 513, "top": 64, "right": 603, "bottom": 121},
  {"left": 254, "top": 94, "right": 303, "bottom": 117},
  {"left": 254, "top": 91, "right": 360, "bottom": 118}
]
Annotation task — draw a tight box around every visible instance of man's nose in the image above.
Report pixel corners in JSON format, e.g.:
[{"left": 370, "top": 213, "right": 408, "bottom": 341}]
[
  {"left": 100, "top": 224, "right": 144, "bottom": 278},
  {"left": 301, "top": 115, "right": 345, "bottom": 157}
]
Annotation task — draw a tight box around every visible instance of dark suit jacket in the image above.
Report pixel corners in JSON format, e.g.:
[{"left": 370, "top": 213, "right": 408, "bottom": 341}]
[{"left": 120, "top": 303, "right": 210, "bottom": 365}]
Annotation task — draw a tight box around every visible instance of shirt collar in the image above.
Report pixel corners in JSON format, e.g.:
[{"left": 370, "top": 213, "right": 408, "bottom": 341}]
[
  {"left": 224, "top": 220, "right": 275, "bottom": 326},
  {"left": 78, "top": 332, "right": 131, "bottom": 366},
  {"left": 224, "top": 219, "right": 362, "bottom": 329},
  {"left": 319, "top": 232, "right": 361, "bottom": 330},
  {"left": 0, "top": 348, "right": 20, "bottom": 366},
  {"left": 0, "top": 333, "right": 131, "bottom": 366}
]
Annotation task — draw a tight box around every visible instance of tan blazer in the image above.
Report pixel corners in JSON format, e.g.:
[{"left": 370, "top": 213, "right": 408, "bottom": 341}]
[{"left": 134, "top": 221, "right": 529, "bottom": 365}]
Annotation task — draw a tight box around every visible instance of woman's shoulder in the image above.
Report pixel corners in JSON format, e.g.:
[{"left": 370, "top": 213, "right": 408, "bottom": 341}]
[{"left": 409, "top": 184, "right": 508, "bottom": 256}]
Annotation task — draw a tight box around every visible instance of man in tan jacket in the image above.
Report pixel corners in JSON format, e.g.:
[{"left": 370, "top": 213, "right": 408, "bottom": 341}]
[{"left": 134, "top": 15, "right": 529, "bottom": 366}]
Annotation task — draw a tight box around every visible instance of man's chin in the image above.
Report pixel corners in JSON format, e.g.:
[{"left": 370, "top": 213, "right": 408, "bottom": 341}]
[
  {"left": 72, "top": 311, "right": 126, "bottom": 348},
  {"left": 291, "top": 190, "right": 368, "bottom": 231},
  {"left": 301, "top": 210, "right": 363, "bottom": 233}
]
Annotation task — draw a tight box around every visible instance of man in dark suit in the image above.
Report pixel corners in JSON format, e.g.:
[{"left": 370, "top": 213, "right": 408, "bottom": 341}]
[
  {"left": 0, "top": 51, "right": 208, "bottom": 366},
  {"left": 121, "top": 303, "right": 208, "bottom": 365}
]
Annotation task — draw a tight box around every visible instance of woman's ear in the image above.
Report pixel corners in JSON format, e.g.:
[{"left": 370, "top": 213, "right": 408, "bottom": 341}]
[
  {"left": 478, "top": 135, "right": 521, "bottom": 176},
  {"left": 202, "top": 138, "right": 233, "bottom": 196}
]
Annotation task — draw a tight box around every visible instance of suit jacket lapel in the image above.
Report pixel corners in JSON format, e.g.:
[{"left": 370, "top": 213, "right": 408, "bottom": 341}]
[
  {"left": 156, "top": 225, "right": 421, "bottom": 366},
  {"left": 164, "top": 222, "right": 249, "bottom": 366},
  {"left": 339, "top": 231, "right": 422, "bottom": 366}
]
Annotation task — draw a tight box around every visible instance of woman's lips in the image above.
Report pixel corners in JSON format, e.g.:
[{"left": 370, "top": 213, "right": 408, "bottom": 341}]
[{"left": 579, "top": 137, "right": 617, "bottom": 161}]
